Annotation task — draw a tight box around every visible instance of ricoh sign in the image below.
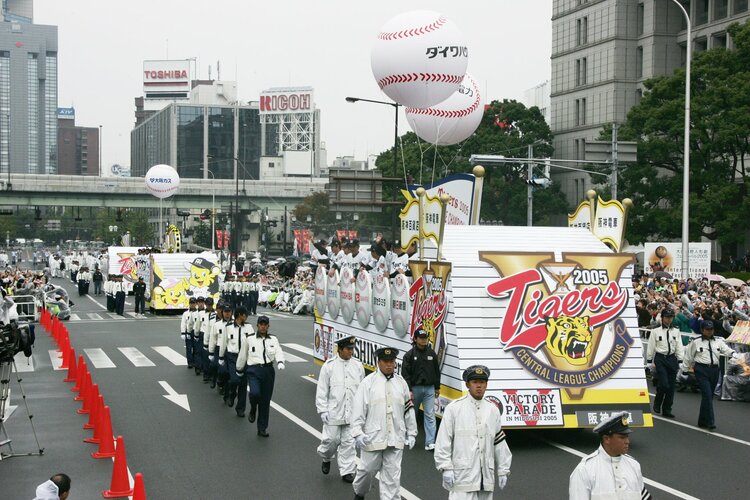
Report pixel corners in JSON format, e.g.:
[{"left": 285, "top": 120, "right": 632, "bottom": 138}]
[
  {"left": 259, "top": 89, "right": 314, "bottom": 115},
  {"left": 143, "top": 59, "right": 191, "bottom": 100}
]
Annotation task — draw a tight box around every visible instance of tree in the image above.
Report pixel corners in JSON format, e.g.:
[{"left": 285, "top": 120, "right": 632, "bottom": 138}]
[
  {"left": 373, "top": 99, "right": 569, "bottom": 228},
  {"left": 599, "top": 20, "right": 750, "bottom": 249},
  {"left": 191, "top": 222, "right": 212, "bottom": 248}
]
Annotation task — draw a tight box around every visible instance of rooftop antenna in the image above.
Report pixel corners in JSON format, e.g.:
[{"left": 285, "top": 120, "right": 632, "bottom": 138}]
[
  {"left": 208, "top": 64, "right": 212, "bottom": 81},
  {"left": 217, "top": 60, "right": 221, "bottom": 80}
]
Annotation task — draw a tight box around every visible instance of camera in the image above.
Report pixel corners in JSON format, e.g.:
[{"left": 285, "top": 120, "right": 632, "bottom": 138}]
[{"left": 0, "top": 321, "right": 34, "bottom": 363}]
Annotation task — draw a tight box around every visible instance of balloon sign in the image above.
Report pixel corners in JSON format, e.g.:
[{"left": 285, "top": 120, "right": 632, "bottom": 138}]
[
  {"left": 145, "top": 164, "right": 180, "bottom": 199},
  {"left": 371, "top": 11, "right": 468, "bottom": 108},
  {"left": 405, "top": 72, "right": 484, "bottom": 146}
]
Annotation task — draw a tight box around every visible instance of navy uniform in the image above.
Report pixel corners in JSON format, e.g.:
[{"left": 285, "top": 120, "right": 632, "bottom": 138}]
[
  {"left": 211, "top": 305, "right": 234, "bottom": 393},
  {"left": 316, "top": 336, "right": 365, "bottom": 482},
  {"left": 434, "top": 365, "right": 512, "bottom": 499},
  {"left": 645, "top": 307, "right": 684, "bottom": 417},
  {"left": 236, "top": 315, "right": 286, "bottom": 436},
  {"left": 192, "top": 297, "right": 206, "bottom": 376},
  {"left": 219, "top": 306, "right": 251, "bottom": 414},
  {"left": 200, "top": 297, "right": 215, "bottom": 382},
  {"left": 683, "top": 320, "right": 738, "bottom": 430},
  {"left": 181, "top": 298, "right": 197, "bottom": 369},
  {"left": 569, "top": 412, "right": 651, "bottom": 500},
  {"left": 351, "top": 347, "right": 417, "bottom": 500},
  {"left": 248, "top": 276, "right": 260, "bottom": 315},
  {"left": 113, "top": 276, "right": 127, "bottom": 316}
]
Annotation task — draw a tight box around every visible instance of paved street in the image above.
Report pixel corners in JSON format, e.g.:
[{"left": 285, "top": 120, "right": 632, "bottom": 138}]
[{"left": 2, "top": 276, "right": 749, "bottom": 499}]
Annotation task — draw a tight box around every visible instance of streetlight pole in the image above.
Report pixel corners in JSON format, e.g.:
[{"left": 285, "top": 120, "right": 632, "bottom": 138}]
[
  {"left": 206, "top": 168, "right": 216, "bottom": 252},
  {"left": 98, "top": 124, "right": 103, "bottom": 175},
  {"left": 345, "top": 96, "right": 400, "bottom": 239},
  {"left": 670, "top": 0, "right": 692, "bottom": 280}
]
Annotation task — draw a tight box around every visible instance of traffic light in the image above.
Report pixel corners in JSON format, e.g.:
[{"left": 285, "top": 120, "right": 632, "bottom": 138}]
[
  {"left": 526, "top": 177, "right": 552, "bottom": 189},
  {"left": 177, "top": 209, "right": 191, "bottom": 217},
  {"left": 200, "top": 209, "right": 211, "bottom": 220}
]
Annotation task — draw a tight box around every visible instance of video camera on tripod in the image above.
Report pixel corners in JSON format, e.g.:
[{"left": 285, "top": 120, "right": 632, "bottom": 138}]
[{"left": 0, "top": 295, "right": 35, "bottom": 362}]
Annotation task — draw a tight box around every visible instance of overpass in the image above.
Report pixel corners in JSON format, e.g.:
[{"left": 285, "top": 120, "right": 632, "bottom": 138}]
[{"left": 0, "top": 174, "right": 328, "bottom": 213}]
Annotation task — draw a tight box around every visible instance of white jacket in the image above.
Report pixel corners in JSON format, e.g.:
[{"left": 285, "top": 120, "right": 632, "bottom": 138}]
[
  {"left": 202, "top": 310, "right": 216, "bottom": 345},
  {"left": 315, "top": 356, "right": 365, "bottom": 425},
  {"left": 236, "top": 331, "right": 285, "bottom": 371},
  {"left": 208, "top": 318, "right": 227, "bottom": 352},
  {"left": 434, "top": 395, "right": 512, "bottom": 493},
  {"left": 181, "top": 309, "right": 194, "bottom": 334},
  {"left": 350, "top": 370, "right": 417, "bottom": 451},
  {"left": 569, "top": 445, "right": 648, "bottom": 500},
  {"left": 219, "top": 321, "right": 245, "bottom": 357}
]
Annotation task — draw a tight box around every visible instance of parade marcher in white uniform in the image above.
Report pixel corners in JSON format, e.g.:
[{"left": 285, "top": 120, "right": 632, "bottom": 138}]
[
  {"left": 181, "top": 297, "right": 197, "bottom": 369},
  {"left": 350, "top": 347, "right": 417, "bottom": 500},
  {"left": 645, "top": 307, "right": 684, "bottom": 418},
  {"left": 569, "top": 411, "right": 652, "bottom": 500},
  {"left": 316, "top": 335, "right": 365, "bottom": 483},
  {"left": 434, "top": 365, "right": 512, "bottom": 499}
]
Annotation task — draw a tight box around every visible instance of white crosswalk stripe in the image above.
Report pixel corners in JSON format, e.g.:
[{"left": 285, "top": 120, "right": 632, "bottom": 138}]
[
  {"left": 84, "top": 348, "right": 116, "bottom": 368},
  {"left": 69, "top": 313, "right": 82, "bottom": 321},
  {"left": 152, "top": 346, "right": 187, "bottom": 366},
  {"left": 87, "top": 313, "right": 103, "bottom": 320},
  {"left": 284, "top": 352, "right": 306, "bottom": 363},
  {"left": 48, "top": 349, "right": 64, "bottom": 370},
  {"left": 118, "top": 347, "right": 155, "bottom": 367},
  {"left": 107, "top": 313, "right": 127, "bottom": 320}
]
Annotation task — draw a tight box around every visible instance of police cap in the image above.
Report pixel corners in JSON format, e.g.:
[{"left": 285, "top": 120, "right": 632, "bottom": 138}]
[
  {"left": 196, "top": 296, "right": 205, "bottom": 302},
  {"left": 376, "top": 347, "right": 398, "bottom": 361},
  {"left": 593, "top": 411, "right": 633, "bottom": 436},
  {"left": 189, "top": 297, "right": 197, "bottom": 303},
  {"left": 462, "top": 365, "right": 490, "bottom": 382},
  {"left": 336, "top": 335, "right": 356, "bottom": 349},
  {"left": 204, "top": 297, "right": 214, "bottom": 305},
  {"left": 413, "top": 327, "right": 429, "bottom": 338},
  {"left": 257, "top": 315, "right": 270, "bottom": 324},
  {"left": 701, "top": 320, "right": 714, "bottom": 330},
  {"left": 661, "top": 307, "right": 675, "bottom": 318}
]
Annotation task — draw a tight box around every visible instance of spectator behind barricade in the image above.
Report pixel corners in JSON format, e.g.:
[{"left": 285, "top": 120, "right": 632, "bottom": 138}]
[{"left": 34, "top": 473, "right": 71, "bottom": 500}]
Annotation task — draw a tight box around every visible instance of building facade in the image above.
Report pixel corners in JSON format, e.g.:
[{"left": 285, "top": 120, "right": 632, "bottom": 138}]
[
  {"left": 550, "top": 0, "right": 750, "bottom": 204},
  {"left": 0, "top": 17, "right": 57, "bottom": 175},
  {"left": 57, "top": 108, "right": 100, "bottom": 176}
]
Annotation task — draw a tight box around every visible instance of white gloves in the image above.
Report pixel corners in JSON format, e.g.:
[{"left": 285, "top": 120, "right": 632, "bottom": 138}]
[
  {"left": 219, "top": 359, "right": 226, "bottom": 366},
  {"left": 498, "top": 475, "right": 508, "bottom": 490},
  {"left": 277, "top": 362, "right": 285, "bottom": 370},
  {"left": 647, "top": 362, "right": 655, "bottom": 371},
  {"left": 406, "top": 436, "right": 416, "bottom": 449},
  {"left": 681, "top": 363, "right": 690, "bottom": 372},
  {"left": 208, "top": 354, "right": 215, "bottom": 362},
  {"left": 441, "top": 470, "right": 455, "bottom": 490},
  {"left": 320, "top": 412, "right": 329, "bottom": 425},
  {"left": 355, "top": 435, "right": 368, "bottom": 449},
  {"left": 732, "top": 352, "right": 740, "bottom": 359},
  {"left": 180, "top": 333, "right": 187, "bottom": 341}
]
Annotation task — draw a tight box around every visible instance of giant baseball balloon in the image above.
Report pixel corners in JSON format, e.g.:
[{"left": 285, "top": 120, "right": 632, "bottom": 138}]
[
  {"left": 145, "top": 164, "right": 180, "bottom": 199},
  {"left": 405, "top": 72, "right": 484, "bottom": 146},
  {"left": 371, "top": 11, "right": 468, "bottom": 108}
]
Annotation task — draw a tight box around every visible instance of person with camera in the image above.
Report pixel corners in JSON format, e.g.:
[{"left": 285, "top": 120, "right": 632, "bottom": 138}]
[{"left": 646, "top": 307, "right": 683, "bottom": 418}]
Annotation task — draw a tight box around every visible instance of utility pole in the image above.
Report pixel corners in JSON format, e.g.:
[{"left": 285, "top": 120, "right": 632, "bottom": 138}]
[
  {"left": 611, "top": 122, "right": 619, "bottom": 200},
  {"left": 283, "top": 205, "right": 288, "bottom": 257},
  {"left": 526, "top": 144, "right": 533, "bottom": 226}
]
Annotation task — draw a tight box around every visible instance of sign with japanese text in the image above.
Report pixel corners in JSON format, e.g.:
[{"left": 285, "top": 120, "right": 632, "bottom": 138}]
[{"left": 644, "top": 242, "right": 711, "bottom": 279}]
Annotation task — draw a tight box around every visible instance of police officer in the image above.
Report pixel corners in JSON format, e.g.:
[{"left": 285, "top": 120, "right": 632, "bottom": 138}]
[
  {"left": 350, "top": 347, "right": 417, "bottom": 500},
  {"left": 683, "top": 320, "right": 738, "bottom": 430},
  {"left": 646, "top": 307, "right": 684, "bottom": 418},
  {"left": 132, "top": 276, "right": 147, "bottom": 317},
  {"left": 113, "top": 275, "right": 127, "bottom": 316},
  {"left": 104, "top": 276, "right": 115, "bottom": 312},
  {"left": 237, "top": 315, "right": 286, "bottom": 436},
  {"left": 192, "top": 297, "right": 206, "bottom": 376},
  {"left": 402, "top": 328, "right": 441, "bottom": 451},
  {"left": 219, "top": 306, "right": 250, "bottom": 412},
  {"left": 569, "top": 412, "right": 652, "bottom": 500},
  {"left": 434, "top": 365, "right": 512, "bottom": 499},
  {"left": 316, "top": 336, "right": 365, "bottom": 483},
  {"left": 210, "top": 304, "right": 234, "bottom": 393},
  {"left": 248, "top": 275, "right": 260, "bottom": 316},
  {"left": 181, "top": 298, "right": 197, "bottom": 370},
  {"left": 200, "top": 297, "right": 215, "bottom": 382}
]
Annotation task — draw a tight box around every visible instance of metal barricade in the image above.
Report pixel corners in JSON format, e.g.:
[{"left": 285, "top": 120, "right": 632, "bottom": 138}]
[{"left": 10, "top": 295, "right": 38, "bottom": 323}]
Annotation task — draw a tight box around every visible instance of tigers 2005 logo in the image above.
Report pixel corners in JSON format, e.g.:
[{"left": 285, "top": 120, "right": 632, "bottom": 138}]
[{"left": 479, "top": 252, "right": 635, "bottom": 399}]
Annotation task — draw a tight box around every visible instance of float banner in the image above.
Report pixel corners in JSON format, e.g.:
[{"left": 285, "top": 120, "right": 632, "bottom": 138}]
[
  {"left": 487, "top": 389, "right": 564, "bottom": 427},
  {"left": 568, "top": 200, "right": 591, "bottom": 230},
  {"left": 406, "top": 173, "right": 477, "bottom": 226},
  {"left": 644, "top": 242, "right": 711, "bottom": 279},
  {"left": 593, "top": 197, "right": 625, "bottom": 251}
]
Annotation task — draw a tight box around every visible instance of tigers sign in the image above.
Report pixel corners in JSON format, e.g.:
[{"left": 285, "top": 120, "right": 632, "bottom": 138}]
[{"left": 480, "top": 252, "right": 634, "bottom": 399}]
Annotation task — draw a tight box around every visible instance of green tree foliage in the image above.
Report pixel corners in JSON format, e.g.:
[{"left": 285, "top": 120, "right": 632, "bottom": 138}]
[
  {"left": 191, "top": 222, "right": 213, "bottom": 248},
  {"left": 600, "top": 20, "right": 750, "bottom": 247},
  {"left": 373, "top": 99, "right": 569, "bottom": 227}
]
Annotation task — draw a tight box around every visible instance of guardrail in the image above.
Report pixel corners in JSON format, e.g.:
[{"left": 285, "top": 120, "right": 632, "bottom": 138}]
[{"left": 11, "top": 294, "right": 38, "bottom": 323}]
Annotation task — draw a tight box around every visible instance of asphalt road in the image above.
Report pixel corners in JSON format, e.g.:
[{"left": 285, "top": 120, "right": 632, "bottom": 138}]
[{"left": 2, "top": 275, "right": 749, "bottom": 499}]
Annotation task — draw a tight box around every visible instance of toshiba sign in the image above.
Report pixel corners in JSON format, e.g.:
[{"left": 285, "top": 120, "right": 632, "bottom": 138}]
[
  {"left": 259, "top": 88, "right": 314, "bottom": 115},
  {"left": 143, "top": 59, "right": 191, "bottom": 100}
]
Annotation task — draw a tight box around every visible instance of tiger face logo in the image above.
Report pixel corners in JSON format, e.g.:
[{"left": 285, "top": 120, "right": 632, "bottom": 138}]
[{"left": 545, "top": 315, "right": 592, "bottom": 366}]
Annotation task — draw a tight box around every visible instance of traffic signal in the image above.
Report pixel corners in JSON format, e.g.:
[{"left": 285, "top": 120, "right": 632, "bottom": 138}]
[
  {"left": 177, "top": 209, "right": 191, "bottom": 217},
  {"left": 526, "top": 177, "right": 552, "bottom": 189},
  {"left": 200, "top": 209, "right": 211, "bottom": 220}
]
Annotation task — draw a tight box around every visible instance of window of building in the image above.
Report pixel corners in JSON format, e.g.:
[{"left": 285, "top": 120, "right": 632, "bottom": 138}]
[
  {"left": 238, "top": 107, "right": 261, "bottom": 181},
  {"left": 207, "top": 107, "right": 235, "bottom": 179},
  {"left": 576, "top": 57, "right": 587, "bottom": 86},
  {"left": 0, "top": 52, "right": 9, "bottom": 174},
  {"left": 44, "top": 53, "right": 58, "bottom": 174},
  {"left": 695, "top": 37, "right": 708, "bottom": 53},
  {"left": 637, "top": 3, "right": 644, "bottom": 36},
  {"left": 576, "top": 17, "right": 588, "bottom": 46},
  {"left": 575, "top": 99, "right": 587, "bottom": 126},
  {"left": 176, "top": 106, "right": 204, "bottom": 179},
  {"left": 712, "top": 32, "right": 728, "bottom": 49},
  {"left": 27, "top": 53, "right": 38, "bottom": 173},
  {"left": 582, "top": 17, "right": 588, "bottom": 44},
  {"left": 695, "top": 0, "right": 709, "bottom": 25},
  {"left": 636, "top": 46, "right": 644, "bottom": 78},
  {"left": 734, "top": 0, "right": 748, "bottom": 14},
  {"left": 713, "top": 0, "right": 728, "bottom": 20}
]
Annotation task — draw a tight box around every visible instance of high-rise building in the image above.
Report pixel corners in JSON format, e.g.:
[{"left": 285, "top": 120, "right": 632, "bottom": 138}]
[
  {"left": 550, "top": 0, "right": 750, "bottom": 204},
  {"left": 57, "top": 107, "right": 100, "bottom": 176},
  {"left": 0, "top": 11, "right": 58, "bottom": 175}
]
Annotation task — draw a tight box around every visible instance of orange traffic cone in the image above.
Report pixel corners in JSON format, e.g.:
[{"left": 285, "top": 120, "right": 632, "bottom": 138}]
[
  {"left": 91, "top": 406, "right": 116, "bottom": 459},
  {"left": 75, "top": 372, "right": 91, "bottom": 404},
  {"left": 63, "top": 348, "right": 77, "bottom": 382},
  {"left": 102, "top": 436, "right": 133, "bottom": 498},
  {"left": 84, "top": 393, "right": 103, "bottom": 433},
  {"left": 78, "top": 382, "right": 98, "bottom": 417},
  {"left": 72, "top": 357, "right": 87, "bottom": 393},
  {"left": 132, "top": 473, "right": 146, "bottom": 500},
  {"left": 51, "top": 317, "right": 58, "bottom": 342},
  {"left": 60, "top": 344, "right": 72, "bottom": 371}
]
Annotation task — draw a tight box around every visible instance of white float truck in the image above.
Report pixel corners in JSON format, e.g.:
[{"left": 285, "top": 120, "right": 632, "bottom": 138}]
[{"left": 312, "top": 225, "right": 652, "bottom": 430}]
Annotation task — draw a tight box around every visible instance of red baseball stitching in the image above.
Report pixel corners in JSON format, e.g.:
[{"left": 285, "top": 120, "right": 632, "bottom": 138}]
[
  {"left": 377, "top": 16, "right": 447, "bottom": 40},
  {"left": 404, "top": 80, "right": 481, "bottom": 119},
  {"left": 377, "top": 73, "right": 463, "bottom": 89}
]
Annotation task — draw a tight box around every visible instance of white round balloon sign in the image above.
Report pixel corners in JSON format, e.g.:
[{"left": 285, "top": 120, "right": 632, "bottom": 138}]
[
  {"left": 371, "top": 10, "right": 468, "bottom": 108},
  {"left": 145, "top": 164, "right": 180, "bottom": 199},
  {"left": 405, "top": 72, "right": 484, "bottom": 146}
]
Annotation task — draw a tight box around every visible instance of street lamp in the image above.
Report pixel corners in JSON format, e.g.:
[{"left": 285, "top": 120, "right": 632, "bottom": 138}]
[
  {"left": 345, "top": 96, "right": 400, "bottom": 238},
  {"left": 670, "top": 0, "right": 692, "bottom": 280},
  {"left": 206, "top": 168, "right": 216, "bottom": 252}
]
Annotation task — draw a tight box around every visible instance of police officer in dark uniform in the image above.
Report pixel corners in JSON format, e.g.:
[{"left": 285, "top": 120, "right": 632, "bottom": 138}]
[
  {"left": 646, "top": 307, "right": 684, "bottom": 418},
  {"left": 132, "top": 276, "right": 147, "bottom": 316},
  {"left": 220, "top": 306, "right": 250, "bottom": 414}
]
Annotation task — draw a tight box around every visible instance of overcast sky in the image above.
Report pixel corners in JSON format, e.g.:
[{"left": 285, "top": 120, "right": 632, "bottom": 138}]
[{"left": 35, "top": 0, "right": 552, "bottom": 170}]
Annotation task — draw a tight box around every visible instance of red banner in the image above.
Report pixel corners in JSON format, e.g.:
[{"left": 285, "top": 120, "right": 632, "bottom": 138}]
[
  {"left": 216, "top": 230, "right": 230, "bottom": 250},
  {"left": 348, "top": 230, "right": 358, "bottom": 241},
  {"left": 336, "top": 230, "right": 347, "bottom": 242}
]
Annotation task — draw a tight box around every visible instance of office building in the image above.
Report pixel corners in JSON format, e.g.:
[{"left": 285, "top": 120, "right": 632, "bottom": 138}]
[
  {"left": 57, "top": 107, "right": 99, "bottom": 176},
  {"left": 550, "top": 0, "right": 750, "bottom": 204},
  {"left": 0, "top": 14, "right": 58, "bottom": 174}
]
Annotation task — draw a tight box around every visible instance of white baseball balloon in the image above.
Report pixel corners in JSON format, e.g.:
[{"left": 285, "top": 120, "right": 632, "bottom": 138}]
[
  {"left": 371, "top": 10, "right": 468, "bottom": 108},
  {"left": 145, "top": 164, "right": 180, "bottom": 199},
  {"left": 405, "top": 72, "right": 484, "bottom": 146}
]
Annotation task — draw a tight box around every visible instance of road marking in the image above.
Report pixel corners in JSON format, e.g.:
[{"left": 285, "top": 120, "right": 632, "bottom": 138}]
[
  {"left": 118, "top": 347, "right": 155, "bottom": 367},
  {"left": 301, "top": 375, "right": 317, "bottom": 384},
  {"left": 84, "top": 348, "right": 116, "bottom": 368},
  {"left": 283, "top": 343, "right": 314, "bottom": 357},
  {"left": 152, "top": 346, "right": 187, "bottom": 366},
  {"left": 284, "top": 352, "right": 306, "bottom": 363},
  {"left": 69, "top": 313, "right": 81, "bottom": 321},
  {"left": 87, "top": 313, "right": 103, "bottom": 320},
  {"left": 158, "top": 381, "right": 191, "bottom": 411},
  {"left": 14, "top": 351, "right": 34, "bottom": 372},
  {"left": 107, "top": 313, "right": 127, "bottom": 320},
  {"left": 85, "top": 293, "right": 107, "bottom": 310},
  {"left": 126, "top": 312, "right": 139, "bottom": 318},
  {"left": 542, "top": 439, "right": 700, "bottom": 500},
  {"left": 48, "top": 350, "right": 64, "bottom": 370}
]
